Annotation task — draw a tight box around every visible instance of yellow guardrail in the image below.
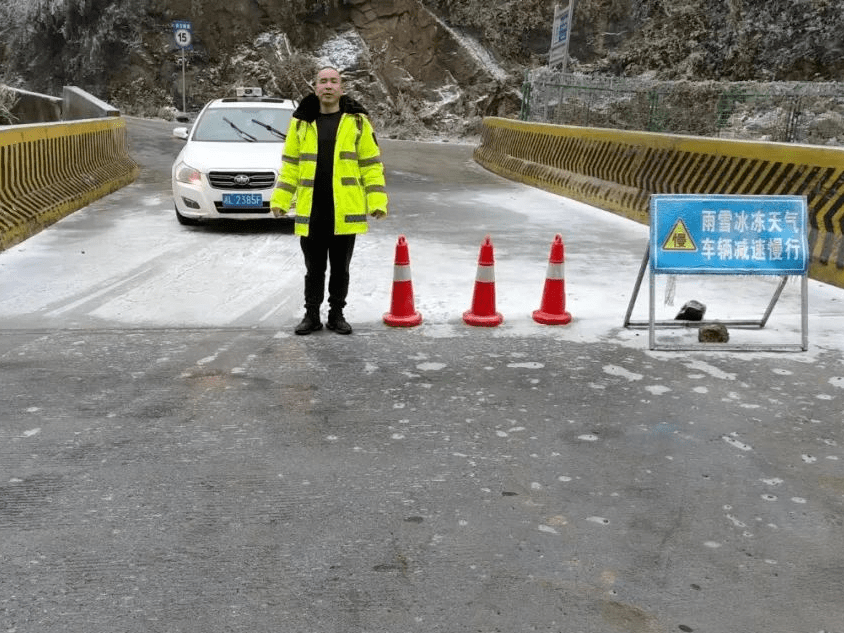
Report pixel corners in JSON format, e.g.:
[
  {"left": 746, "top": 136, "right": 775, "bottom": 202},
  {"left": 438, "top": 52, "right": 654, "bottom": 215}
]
[
  {"left": 474, "top": 117, "right": 844, "bottom": 289},
  {"left": 0, "top": 117, "right": 139, "bottom": 251}
]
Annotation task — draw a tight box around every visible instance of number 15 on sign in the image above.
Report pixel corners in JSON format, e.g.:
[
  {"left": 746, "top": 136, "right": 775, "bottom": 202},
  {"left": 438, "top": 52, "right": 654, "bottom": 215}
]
[{"left": 173, "top": 21, "right": 193, "bottom": 49}]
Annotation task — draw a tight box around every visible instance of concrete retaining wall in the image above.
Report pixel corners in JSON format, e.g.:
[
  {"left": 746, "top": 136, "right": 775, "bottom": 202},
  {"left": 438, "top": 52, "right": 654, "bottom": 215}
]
[
  {"left": 62, "top": 86, "right": 120, "bottom": 120},
  {"left": 6, "top": 85, "right": 120, "bottom": 124},
  {"left": 0, "top": 117, "right": 139, "bottom": 251},
  {"left": 474, "top": 117, "right": 844, "bottom": 289},
  {"left": 7, "top": 88, "right": 63, "bottom": 124}
]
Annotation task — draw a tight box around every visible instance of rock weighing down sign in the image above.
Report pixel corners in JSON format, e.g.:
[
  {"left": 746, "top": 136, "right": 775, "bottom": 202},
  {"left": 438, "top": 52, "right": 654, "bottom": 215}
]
[{"left": 629, "top": 194, "right": 810, "bottom": 351}]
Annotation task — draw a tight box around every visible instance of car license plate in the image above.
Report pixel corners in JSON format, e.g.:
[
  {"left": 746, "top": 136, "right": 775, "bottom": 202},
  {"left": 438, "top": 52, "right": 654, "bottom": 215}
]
[{"left": 222, "top": 193, "right": 263, "bottom": 208}]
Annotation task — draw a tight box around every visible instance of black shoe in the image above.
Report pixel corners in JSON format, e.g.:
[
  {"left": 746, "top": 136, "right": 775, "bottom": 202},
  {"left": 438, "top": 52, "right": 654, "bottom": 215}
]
[
  {"left": 326, "top": 311, "right": 353, "bottom": 335},
  {"left": 294, "top": 312, "right": 322, "bottom": 335}
]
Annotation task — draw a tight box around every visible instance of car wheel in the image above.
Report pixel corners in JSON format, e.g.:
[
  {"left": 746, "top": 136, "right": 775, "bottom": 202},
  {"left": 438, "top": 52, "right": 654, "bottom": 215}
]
[{"left": 175, "top": 205, "right": 201, "bottom": 226}]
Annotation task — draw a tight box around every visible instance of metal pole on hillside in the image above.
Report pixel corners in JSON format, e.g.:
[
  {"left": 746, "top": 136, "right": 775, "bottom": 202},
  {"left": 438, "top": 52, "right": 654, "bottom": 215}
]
[
  {"left": 520, "top": 69, "right": 531, "bottom": 120},
  {"left": 181, "top": 48, "right": 186, "bottom": 113}
]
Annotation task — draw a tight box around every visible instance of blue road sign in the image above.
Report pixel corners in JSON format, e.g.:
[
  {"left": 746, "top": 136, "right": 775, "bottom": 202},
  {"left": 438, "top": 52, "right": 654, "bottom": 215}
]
[
  {"left": 173, "top": 20, "right": 193, "bottom": 50},
  {"left": 549, "top": 3, "right": 572, "bottom": 67},
  {"left": 650, "top": 194, "right": 808, "bottom": 275}
]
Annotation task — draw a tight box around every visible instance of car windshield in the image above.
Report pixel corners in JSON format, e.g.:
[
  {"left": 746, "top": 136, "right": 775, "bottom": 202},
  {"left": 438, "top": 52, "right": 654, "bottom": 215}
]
[{"left": 191, "top": 106, "right": 293, "bottom": 142}]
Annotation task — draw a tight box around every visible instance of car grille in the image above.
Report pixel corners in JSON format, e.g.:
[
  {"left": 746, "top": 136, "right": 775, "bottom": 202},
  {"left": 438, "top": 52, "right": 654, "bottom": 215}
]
[
  {"left": 214, "top": 201, "right": 272, "bottom": 214},
  {"left": 208, "top": 171, "right": 276, "bottom": 190}
]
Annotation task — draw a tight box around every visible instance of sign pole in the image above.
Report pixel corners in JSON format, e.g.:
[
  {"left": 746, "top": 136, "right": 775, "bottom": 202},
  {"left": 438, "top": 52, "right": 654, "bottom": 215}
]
[{"left": 181, "top": 48, "right": 186, "bottom": 113}]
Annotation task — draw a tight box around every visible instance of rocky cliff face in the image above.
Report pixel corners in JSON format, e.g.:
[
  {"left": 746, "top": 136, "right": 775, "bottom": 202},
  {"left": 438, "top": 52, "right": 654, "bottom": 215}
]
[{"left": 1, "top": 0, "right": 842, "bottom": 137}]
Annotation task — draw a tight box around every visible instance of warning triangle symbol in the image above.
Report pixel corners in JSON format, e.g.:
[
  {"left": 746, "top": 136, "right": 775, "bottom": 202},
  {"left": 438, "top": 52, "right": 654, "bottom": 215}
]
[{"left": 662, "top": 218, "right": 697, "bottom": 251}]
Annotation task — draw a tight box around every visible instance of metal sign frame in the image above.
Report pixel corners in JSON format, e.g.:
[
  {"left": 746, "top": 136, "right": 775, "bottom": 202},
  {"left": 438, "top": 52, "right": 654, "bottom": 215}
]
[{"left": 624, "top": 195, "right": 809, "bottom": 352}]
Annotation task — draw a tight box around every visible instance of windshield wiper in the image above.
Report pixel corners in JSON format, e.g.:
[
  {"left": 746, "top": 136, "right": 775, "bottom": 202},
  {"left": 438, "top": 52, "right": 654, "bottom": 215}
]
[
  {"left": 223, "top": 116, "right": 257, "bottom": 142},
  {"left": 251, "top": 118, "right": 286, "bottom": 139}
]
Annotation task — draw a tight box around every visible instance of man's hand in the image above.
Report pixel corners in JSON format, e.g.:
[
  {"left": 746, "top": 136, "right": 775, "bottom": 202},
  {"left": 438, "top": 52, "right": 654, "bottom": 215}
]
[
  {"left": 370, "top": 210, "right": 387, "bottom": 219},
  {"left": 271, "top": 206, "right": 285, "bottom": 218}
]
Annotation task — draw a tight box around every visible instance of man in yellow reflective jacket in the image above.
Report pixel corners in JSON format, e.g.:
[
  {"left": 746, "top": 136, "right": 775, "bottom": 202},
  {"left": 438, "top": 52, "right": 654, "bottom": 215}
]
[{"left": 271, "top": 66, "right": 388, "bottom": 335}]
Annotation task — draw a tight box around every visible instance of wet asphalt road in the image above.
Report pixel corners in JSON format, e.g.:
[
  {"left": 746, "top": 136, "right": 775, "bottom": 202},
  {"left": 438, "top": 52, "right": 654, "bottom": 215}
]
[{"left": 0, "top": 118, "right": 843, "bottom": 633}]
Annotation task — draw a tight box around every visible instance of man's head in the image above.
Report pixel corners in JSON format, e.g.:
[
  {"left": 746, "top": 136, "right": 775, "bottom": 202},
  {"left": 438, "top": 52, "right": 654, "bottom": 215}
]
[{"left": 315, "top": 66, "right": 343, "bottom": 114}]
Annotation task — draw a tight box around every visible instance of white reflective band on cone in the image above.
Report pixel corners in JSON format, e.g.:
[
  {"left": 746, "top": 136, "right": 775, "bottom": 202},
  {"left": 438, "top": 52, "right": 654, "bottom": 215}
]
[
  {"left": 545, "top": 262, "right": 565, "bottom": 280},
  {"left": 475, "top": 265, "right": 495, "bottom": 283},
  {"left": 393, "top": 265, "right": 413, "bottom": 282}
]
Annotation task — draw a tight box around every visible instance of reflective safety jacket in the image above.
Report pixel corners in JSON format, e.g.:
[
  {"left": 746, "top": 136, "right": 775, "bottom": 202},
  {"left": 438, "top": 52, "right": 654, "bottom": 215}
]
[{"left": 271, "top": 94, "right": 388, "bottom": 237}]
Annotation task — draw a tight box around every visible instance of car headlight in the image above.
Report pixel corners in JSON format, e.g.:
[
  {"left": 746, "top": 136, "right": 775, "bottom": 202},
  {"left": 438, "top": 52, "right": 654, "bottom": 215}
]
[{"left": 175, "top": 162, "right": 202, "bottom": 185}]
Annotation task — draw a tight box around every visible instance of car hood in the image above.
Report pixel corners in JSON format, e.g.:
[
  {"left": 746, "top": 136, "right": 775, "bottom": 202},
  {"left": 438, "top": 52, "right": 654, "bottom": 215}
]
[{"left": 177, "top": 142, "right": 284, "bottom": 172}]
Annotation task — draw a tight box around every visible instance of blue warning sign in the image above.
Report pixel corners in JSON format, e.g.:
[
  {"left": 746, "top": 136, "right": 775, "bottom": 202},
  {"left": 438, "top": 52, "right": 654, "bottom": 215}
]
[{"left": 650, "top": 195, "right": 808, "bottom": 275}]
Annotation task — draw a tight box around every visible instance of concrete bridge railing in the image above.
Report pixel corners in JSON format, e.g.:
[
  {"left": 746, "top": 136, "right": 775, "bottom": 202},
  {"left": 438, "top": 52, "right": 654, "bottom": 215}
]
[
  {"left": 474, "top": 117, "right": 844, "bottom": 289},
  {"left": 0, "top": 89, "right": 139, "bottom": 251}
]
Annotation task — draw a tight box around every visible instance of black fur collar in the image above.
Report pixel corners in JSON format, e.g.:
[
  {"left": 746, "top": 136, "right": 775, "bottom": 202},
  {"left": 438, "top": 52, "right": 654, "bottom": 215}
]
[{"left": 292, "top": 94, "right": 369, "bottom": 123}]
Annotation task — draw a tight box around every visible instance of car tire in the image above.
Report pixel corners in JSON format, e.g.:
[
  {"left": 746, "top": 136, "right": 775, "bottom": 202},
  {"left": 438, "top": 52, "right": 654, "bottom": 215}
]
[{"left": 175, "top": 205, "right": 201, "bottom": 226}]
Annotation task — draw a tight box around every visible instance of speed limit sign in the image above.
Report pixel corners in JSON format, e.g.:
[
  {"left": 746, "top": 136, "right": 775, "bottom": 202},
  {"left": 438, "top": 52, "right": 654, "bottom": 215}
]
[{"left": 173, "top": 20, "right": 193, "bottom": 50}]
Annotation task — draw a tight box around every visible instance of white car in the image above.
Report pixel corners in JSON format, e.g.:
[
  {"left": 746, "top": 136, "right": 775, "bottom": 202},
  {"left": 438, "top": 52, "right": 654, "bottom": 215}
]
[{"left": 171, "top": 88, "right": 295, "bottom": 225}]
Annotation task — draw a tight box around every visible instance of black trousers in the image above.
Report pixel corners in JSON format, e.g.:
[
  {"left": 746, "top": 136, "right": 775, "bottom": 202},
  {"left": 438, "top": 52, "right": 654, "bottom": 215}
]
[{"left": 300, "top": 233, "right": 356, "bottom": 313}]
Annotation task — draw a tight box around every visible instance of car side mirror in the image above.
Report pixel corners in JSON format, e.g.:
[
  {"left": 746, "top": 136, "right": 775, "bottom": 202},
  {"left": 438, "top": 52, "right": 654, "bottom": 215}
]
[{"left": 173, "top": 127, "right": 190, "bottom": 140}]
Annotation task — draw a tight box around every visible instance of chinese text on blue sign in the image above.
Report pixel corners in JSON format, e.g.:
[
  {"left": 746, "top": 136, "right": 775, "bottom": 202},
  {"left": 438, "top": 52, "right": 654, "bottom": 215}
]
[
  {"left": 556, "top": 11, "right": 569, "bottom": 43},
  {"left": 548, "top": 3, "right": 572, "bottom": 67},
  {"left": 650, "top": 195, "right": 808, "bottom": 275}
]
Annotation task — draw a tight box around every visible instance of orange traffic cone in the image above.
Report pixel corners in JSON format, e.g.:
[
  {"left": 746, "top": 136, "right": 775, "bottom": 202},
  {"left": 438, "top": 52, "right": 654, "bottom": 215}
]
[
  {"left": 463, "top": 235, "right": 503, "bottom": 327},
  {"left": 383, "top": 235, "right": 423, "bottom": 327},
  {"left": 532, "top": 234, "right": 572, "bottom": 325}
]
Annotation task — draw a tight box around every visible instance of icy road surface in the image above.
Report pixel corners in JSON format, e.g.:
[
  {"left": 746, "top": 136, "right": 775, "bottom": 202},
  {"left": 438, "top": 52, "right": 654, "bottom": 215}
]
[{"left": 0, "top": 120, "right": 842, "bottom": 358}]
